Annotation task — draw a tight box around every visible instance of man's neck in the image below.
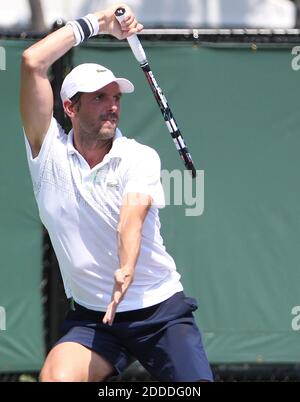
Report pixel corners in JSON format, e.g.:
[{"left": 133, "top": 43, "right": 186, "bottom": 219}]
[{"left": 73, "top": 135, "right": 113, "bottom": 169}]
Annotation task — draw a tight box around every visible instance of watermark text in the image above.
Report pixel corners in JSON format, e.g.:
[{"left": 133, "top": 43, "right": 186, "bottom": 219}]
[
  {"left": 94, "top": 168, "right": 204, "bottom": 217},
  {"left": 291, "top": 305, "right": 300, "bottom": 331},
  {"left": 0, "top": 46, "right": 6, "bottom": 71},
  {"left": 291, "top": 46, "right": 300, "bottom": 71},
  {"left": 161, "top": 169, "right": 204, "bottom": 216},
  {"left": 0, "top": 307, "right": 6, "bottom": 331}
]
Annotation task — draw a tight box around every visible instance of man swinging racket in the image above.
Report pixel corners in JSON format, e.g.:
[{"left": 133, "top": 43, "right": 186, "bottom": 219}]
[{"left": 20, "top": 3, "right": 213, "bottom": 382}]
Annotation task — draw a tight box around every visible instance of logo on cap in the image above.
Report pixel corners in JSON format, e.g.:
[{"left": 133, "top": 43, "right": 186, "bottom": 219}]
[{"left": 96, "top": 68, "right": 107, "bottom": 73}]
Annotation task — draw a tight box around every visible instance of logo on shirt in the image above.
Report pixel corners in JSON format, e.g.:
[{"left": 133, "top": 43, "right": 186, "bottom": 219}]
[{"left": 107, "top": 180, "right": 119, "bottom": 189}]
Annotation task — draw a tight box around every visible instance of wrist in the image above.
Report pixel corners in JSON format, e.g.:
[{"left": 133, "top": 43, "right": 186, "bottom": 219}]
[
  {"left": 118, "top": 266, "right": 135, "bottom": 281},
  {"left": 66, "top": 13, "right": 100, "bottom": 47},
  {"left": 94, "top": 11, "right": 107, "bottom": 33}
]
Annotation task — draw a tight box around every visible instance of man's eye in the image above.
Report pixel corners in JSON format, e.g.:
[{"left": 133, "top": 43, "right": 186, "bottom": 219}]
[{"left": 95, "top": 95, "right": 103, "bottom": 101}]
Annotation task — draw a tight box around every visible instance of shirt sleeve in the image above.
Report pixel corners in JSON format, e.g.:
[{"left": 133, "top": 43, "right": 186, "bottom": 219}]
[
  {"left": 23, "top": 116, "right": 58, "bottom": 193},
  {"left": 122, "top": 145, "right": 165, "bottom": 209}
]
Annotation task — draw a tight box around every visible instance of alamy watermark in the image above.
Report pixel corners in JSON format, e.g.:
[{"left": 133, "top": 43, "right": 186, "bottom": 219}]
[
  {"left": 161, "top": 169, "right": 204, "bottom": 217},
  {"left": 0, "top": 46, "right": 6, "bottom": 71},
  {"left": 291, "top": 46, "right": 300, "bottom": 71},
  {"left": 107, "top": 169, "right": 204, "bottom": 217},
  {"left": 0, "top": 306, "right": 6, "bottom": 331},
  {"left": 291, "top": 305, "right": 300, "bottom": 331}
]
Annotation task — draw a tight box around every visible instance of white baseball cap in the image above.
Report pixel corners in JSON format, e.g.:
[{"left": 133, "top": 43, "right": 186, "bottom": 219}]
[{"left": 60, "top": 63, "right": 134, "bottom": 102}]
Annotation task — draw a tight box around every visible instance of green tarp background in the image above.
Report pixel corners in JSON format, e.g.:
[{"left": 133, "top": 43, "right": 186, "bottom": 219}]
[
  {"left": 1, "top": 37, "right": 300, "bottom": 371},
  {"left": 0, "top": 40, "right": 45, "bottom": 372}
]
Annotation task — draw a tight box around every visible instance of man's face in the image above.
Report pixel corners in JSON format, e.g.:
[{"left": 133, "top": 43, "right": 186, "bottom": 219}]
[{"left": 73, "top": 82, "right": 122, "bottom": 141}]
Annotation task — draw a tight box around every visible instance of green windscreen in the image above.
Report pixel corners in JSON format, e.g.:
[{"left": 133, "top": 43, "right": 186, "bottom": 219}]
[
  {"left": 0, "top": 37, "right": 299, "bottom": 371},
  {"left": 0, "top": 39, "right": 44, "bottom": 372}
]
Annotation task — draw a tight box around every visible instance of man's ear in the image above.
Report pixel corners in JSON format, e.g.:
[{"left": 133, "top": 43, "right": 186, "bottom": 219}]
[{"left": 63, "top": 99, "right": 76, "bottom": 118}]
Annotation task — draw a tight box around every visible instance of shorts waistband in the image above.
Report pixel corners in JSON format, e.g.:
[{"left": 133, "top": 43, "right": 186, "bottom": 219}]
[{"left": 73, "top": 298, "right": 166, "bottom": 323}]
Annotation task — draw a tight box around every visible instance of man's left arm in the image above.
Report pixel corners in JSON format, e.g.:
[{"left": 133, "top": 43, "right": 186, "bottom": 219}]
[{"left": 102, "top": 192, "right": 151, "bottom": 325}]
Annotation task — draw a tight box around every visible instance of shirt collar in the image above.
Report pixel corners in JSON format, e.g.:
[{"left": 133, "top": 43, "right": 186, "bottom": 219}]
[{"left": 67, "top": 128, "right": 124, "bottom": 160}]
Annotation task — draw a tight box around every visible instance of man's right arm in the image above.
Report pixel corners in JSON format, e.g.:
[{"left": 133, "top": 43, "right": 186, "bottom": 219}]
[
  {"left": 20, "top": 3, "right": 143, "bottom": 158},
  {"left": 20, "top": 25, "right": 75, "bottom": 158}
]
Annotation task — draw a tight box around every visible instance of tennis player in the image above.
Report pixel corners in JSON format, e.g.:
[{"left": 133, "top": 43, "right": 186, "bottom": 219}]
[{"left": 20, "top": 3, "right": 213, "bottom": 382}]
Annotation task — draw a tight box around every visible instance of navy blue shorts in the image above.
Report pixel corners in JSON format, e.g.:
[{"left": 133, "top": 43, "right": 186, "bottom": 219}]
[{"left": 56, "top": 291, "right": 213, "bottom": 382}]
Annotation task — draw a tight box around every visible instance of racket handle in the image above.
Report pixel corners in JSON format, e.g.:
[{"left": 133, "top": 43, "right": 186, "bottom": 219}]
[{"left": 115, "top": 7, "right": 147, "bottom": 64}]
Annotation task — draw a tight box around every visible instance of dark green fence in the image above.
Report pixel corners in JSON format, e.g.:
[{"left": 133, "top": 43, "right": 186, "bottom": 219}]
[{"left": 0, "top": 39, "right": 44, "bottom": 372}]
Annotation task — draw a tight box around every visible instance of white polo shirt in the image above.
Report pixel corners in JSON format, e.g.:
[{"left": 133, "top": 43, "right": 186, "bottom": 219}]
[{"left": 24, "top": 117, "right": 183, "bottom": 311}]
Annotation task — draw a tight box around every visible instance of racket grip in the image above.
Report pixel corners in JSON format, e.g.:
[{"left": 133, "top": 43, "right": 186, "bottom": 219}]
[{"left": 115, "top": 7, "right": 147, "bottom": 64}]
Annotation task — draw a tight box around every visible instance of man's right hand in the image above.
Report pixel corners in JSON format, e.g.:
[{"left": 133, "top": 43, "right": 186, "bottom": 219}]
[{"left": 95, "top": 3, "right": 143, "bottom": 40}]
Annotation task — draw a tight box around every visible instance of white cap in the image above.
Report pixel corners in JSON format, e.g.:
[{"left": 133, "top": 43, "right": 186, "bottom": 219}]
[{"left": 60, "top": 63, "right": 134, "bottom": 102}]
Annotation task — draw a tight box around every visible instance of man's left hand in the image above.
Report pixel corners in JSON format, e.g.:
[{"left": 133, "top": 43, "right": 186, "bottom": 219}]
[{"left": 103, "top": 267, "right": 134, "bottom": 325}]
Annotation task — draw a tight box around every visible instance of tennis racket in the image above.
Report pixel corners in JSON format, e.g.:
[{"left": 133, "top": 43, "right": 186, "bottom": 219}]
[{"left": 115, "top": 8, "right": 197, "bottom": 178}]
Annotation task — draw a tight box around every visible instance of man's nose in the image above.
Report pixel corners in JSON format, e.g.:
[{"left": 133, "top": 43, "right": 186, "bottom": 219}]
[
  {"left": 110, "top": 103, "right": 118, "bottom": 111},
  {"left": 107, "top": 98, "right": 119, "bottom": 110}
]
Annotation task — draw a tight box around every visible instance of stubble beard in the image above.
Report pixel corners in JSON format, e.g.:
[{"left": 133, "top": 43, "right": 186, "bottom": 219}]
[
  {"left": 97, "top": 124, "right": 117, "bottom": 140},
  {"left": 78, "top": 113, "right": 118, "bottom": 146}
]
